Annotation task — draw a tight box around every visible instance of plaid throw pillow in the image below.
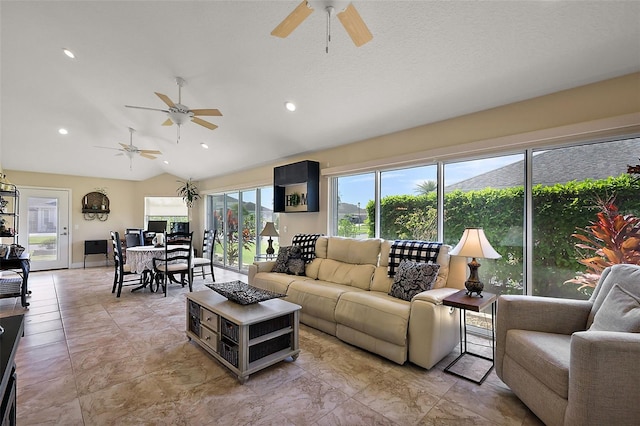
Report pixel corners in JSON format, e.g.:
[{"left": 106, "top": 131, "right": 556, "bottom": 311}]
[
  {"left": 388, "top": 240, "right": 442, "bottom": 277},
  {"left": 291, "top": 233, "right": 322, "bottom": 263}
]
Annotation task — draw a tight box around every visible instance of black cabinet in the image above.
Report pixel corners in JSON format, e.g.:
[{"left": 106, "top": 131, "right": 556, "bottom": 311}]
[{"left": 274, "top": 160, "right": 319, "bottom": 213}]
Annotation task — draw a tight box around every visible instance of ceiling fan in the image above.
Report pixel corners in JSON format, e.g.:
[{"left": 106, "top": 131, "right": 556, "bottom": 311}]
[
  {"left": 125, "top": 77, "right": 222, "bottom": 143},
  {"left": 271, "top": 1, "right": 373, "bottom": 52},
  {"left": 95, "top": 128, "right": 161, "bottom": 171}
]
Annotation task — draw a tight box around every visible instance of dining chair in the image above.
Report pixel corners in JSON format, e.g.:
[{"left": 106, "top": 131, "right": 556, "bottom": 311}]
[
  {"left": 152, "top": 231, "right": 193, "bottom": 297},
  {"left": 125, "top": 230, "right": 143, "bottom": 248},
  {"left": 110, "top": 231, "right": 143, "bottom": 297},
  {"left": 192, "top": 229, "right": 216, "bottom": 282}
]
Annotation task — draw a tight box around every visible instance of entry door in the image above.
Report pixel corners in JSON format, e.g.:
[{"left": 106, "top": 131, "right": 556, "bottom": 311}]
[{"left": 18, "top": 187, "right": 70, "bottom": 271}]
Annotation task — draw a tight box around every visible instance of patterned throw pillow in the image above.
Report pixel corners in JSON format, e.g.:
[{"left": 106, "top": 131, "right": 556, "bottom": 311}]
[
  {"left": 291, "top": 233, "right": 322, "bottom": 263},
  {"left": 388, "top": 260, "right": 440, "bottom": 301},
  {"left": 272, "top": 246, "right": 291, "bottom": 273},
  {"left": 285, "top": 245, "right": 306, "bottom": 276}
]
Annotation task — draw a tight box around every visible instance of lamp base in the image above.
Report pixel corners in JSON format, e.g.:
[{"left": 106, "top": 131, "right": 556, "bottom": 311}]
[
  {"left": 465, "top": 258, "right": 484, "bottom": 297},
  {"left": 266, "top": 238, "right": 275, "bottom": 256}
]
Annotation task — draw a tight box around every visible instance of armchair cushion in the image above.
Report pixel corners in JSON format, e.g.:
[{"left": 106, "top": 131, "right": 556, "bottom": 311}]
[
  {"left": 589, "top": 283, "right": 640, "bottom": 332},
  {"left": 505, "top": 330, "right": 571, "bottom": 398}
]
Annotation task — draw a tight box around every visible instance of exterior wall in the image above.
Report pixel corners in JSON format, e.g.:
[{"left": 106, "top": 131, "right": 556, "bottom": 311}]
[{"left": 2, "top": 72, "right": 639, "bottom": 264}]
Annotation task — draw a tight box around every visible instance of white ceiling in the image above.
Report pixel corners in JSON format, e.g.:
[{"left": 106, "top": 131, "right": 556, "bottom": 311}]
[{"left": 2, "top": 1, "right": 639, "bottom": 182}]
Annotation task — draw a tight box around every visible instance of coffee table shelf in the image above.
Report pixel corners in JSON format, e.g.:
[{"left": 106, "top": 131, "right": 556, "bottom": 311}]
[{"left": 186, "top": 289, "right": 301, "bottom": 383}]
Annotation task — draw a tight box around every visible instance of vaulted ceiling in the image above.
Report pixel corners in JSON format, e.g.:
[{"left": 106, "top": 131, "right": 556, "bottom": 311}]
[{"left": 2, "top": 1, "right": 639, "bottom": 181}]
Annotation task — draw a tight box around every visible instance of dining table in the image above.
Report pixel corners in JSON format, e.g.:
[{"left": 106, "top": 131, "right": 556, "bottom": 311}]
[{"left": 125, "top": 245, "right": 191, "bottom": 292}]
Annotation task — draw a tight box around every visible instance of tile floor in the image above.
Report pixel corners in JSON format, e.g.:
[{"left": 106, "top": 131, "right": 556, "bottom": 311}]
[{"left": 0, "top": 266, "right": 544, "bottom": 425}]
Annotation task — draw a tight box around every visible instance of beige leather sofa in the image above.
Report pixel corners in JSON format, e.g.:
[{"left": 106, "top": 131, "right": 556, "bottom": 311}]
[
  {"left": 248, "top": 236, "right": 467, "bottom": 369},
  {"left": 496, "top": 264, "right": 640, "bottom": 426}
]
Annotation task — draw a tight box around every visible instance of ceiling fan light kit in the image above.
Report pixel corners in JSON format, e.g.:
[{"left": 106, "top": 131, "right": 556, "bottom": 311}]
[{"left": 271, "top": 0, "right": 372, "bottom": 52}]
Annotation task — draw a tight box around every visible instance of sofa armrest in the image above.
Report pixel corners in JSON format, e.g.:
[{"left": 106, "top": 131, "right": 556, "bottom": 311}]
[
  {"left": 412, "top": 287, "right": 460, "bottom": 305},
  {"left": 248, "top": 261, "right": 276, "bottom": 285},
  {"left": 408, "top": 292, "right": 460, "bottom": 369},
  {"left": 565, "top": 331, "right": 640, "bottom": 425},
  {"left": 495, "top": 295, "right": 591, "bottom": 378}
]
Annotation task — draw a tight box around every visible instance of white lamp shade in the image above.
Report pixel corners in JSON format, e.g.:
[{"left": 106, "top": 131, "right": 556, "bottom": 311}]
[
  {"left": 259, "top": 222, "right": 279, "bottom": 237},
  {"left": 449, "top": 228, "right": 501, "bottom": 259}
]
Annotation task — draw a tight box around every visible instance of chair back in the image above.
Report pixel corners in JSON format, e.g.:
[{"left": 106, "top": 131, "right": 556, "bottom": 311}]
[
  {"left": 125, "top": 228, "right": 145, "bottom": 245},
  {"left": 202, "top": 229, "right": 217, "bottom": 262},
  {"left": 110, "top": 231, "right": 124, "bottom": 268},
  {"left": 163, "top": 231, "right": 193, "bottom": 264},
  {"left": 125, "top": 232, "right": 142, "bottom": 248}
]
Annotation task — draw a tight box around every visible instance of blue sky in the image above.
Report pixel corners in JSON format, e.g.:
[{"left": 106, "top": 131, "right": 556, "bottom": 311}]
[{"left": 338, "top": 154, "right": 523, "bottom": 206}]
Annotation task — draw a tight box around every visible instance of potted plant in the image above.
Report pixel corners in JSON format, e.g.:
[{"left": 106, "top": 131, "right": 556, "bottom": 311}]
[{"left": 177, "top": 178, "right": 200, "bottom": 208}]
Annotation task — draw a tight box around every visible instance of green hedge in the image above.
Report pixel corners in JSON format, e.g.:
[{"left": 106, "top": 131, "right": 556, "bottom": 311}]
[{"left": 367, "top": 174, "right": 640, "bottom": 299}]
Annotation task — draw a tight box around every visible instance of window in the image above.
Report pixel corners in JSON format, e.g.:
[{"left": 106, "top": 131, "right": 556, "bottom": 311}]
[
  {"left": 330, "top": 136, "right": 639, "bottom": 300},
  {"left": 144, "top": 197, "right": 188, "bottom": 232},
  {"left": 334, "top": 173, "right": 374, "bottom": 238},
  {"left": 381, "top": 165, "right": 438, "bottom": 241},
  {"left": 206, "top": 186, "right": 278, "bottom": 272}
]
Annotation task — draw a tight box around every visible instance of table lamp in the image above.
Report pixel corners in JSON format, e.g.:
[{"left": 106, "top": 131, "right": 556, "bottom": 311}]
[
  {"left": 449, "top": 228, "right": 501, "bottom": 297},
  {"left": 260, "top": 222, "right": 279, "bottom": 256}
]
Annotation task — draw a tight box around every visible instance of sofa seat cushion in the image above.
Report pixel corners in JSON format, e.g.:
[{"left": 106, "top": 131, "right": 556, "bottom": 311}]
[
  {"left": 335, "top": 291, "right": 410, "bottom": 347},
  {"left": 287, "top": 280, "right": 359, "bottom": 323},
  {"left": 252, "top": 272, "right": 301, "bottom": 295},
  {"left": 505, "top": 330, "right": 571, "bottom": 398}
]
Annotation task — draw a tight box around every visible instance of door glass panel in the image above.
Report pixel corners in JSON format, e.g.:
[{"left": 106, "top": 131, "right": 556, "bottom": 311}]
[
  {"left": 225, "top": 193, "right": 239, "bottom": 268},
  {"left": 27, "top": 197, "right": 58, "bottom": 262},
  {"left": 241, "top": 190, "right": 256, "bottom": 271}
]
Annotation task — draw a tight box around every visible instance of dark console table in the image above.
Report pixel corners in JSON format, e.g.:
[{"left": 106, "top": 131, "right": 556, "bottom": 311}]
[
  {"left": 0, "top": 256, "right": 30, "bottom": 308},
  {"left": 0, "top": 315, "right": 24, "bottom": 425}
]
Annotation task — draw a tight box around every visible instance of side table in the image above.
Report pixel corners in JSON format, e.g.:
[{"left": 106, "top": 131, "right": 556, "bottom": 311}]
[{"left": 443, "top": 289, "right": 497, "bottom": 384}]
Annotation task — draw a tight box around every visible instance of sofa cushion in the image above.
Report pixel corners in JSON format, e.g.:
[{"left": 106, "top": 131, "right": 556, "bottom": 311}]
[
  {"left": 505, "top": 330, "right": 571, "bottom": 398},
  {"left": 388, "top": 260, "right": 440, "bottom": 301},
  {"left": 335, "top": 291, "right": 410, "bottom": 346},
  {"left": 287, "top": 280, "right": 357, "bottom": 323},
  {"left": 589, "top": 283, "right": 640, "bottom": 332},
  {"left": 588, "top": 264, "right": 640, "bottom": 327},
  {"left": 292, "top": 233, "right": 323, "bottom": 263},
  {"left": 317, "top": 258, "right": 376, "bottom": 290},
  {"left": 326, "top": 237, "right": 381, "bottom": 265},
  {"left": 252, "top": 272, "right": 300, "bottom": 295}
]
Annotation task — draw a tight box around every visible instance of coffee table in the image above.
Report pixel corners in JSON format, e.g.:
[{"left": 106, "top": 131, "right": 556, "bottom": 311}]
[{"left": 186, "top": 288, "right": 301, "bottom": 383}]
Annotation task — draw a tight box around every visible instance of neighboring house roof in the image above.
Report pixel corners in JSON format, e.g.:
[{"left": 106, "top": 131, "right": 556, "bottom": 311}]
[{"left": 445, "top": 138, "right": 639, "bottom": 191}]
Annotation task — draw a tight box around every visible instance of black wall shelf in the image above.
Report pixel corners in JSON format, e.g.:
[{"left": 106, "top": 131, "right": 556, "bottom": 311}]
[{"left": 274, "top": 160, "right": 319, "bottom": 213}]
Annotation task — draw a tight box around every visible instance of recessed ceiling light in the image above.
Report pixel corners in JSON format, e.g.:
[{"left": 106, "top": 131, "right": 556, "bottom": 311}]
[
  {"left": 284, "top": 101, "right": 296, "bottom": 112},
  {"left": 62, "top": 48, "right": 75, "bottom": 59},
  {"left": 200, "top": 143, "right": 209, "bottom": 149},
  {"left": 58, "top": 128, "right": 68, "bottom": 135},
  {"left": 163, "top": 160, "right": 169, "bottom": 164}
]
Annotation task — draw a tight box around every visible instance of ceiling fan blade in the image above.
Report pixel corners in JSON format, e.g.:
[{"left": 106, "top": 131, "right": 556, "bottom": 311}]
[
  {"left": 125, "top": 105, "right": 169, "bottom": 113},
  {"left": 271, "top": 0, "right": 314, "bottom": 38},
  {"left": 118, "top": 143, "right": 130, "bottom": 150},
  {"left": 139, "top": 152, "right": 158, "bottom": 160},
  {"left": 337, "top": 3, "right": 373, "bottom": 47},
  {"left": 191, "top": 108, "right": 223, "bottom": 117},
  {"left": 139, "top": 149, "right": 162, "bottom": 155},
  {"left": 192, "top": 117, "right": 218, "bottom": 130},
  {"left": 162, "top": 118, "right": 174, "bottom": 126},
  {"left": 155, "top": 92, "right": 176, "bottom": 108},
  {"left": 94, "top": 146, "right": 122, "bottom": 151}
]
